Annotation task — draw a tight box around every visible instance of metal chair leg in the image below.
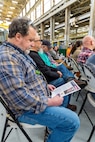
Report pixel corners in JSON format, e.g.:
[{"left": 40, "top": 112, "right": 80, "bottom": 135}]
[
  {"left": 1, "top": 118, "right": 8, "bottom": 142},
  {"left": 76, "top": 90, "right": 81, "bottom": 101},
  {"left": 78, "top": 92, "right": 87, "bottom": 116},
  {"left": 1, "top": 117, "right": 33, "bottom": 142},
  {"left": 1, "top": 117, "right": 13, "bottom": 142},
  {"left": 14, "top": 120, "right": 33, "bottom": 142},
  {"left": 87, "top": 125, "right": 95, "bottom": 142}
]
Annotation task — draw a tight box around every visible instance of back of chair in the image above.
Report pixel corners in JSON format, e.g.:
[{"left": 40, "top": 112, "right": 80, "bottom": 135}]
[
  {"left": 0, "top": 95, "right": 46, "bottom": 142},
  {"left": 0, "top": 95, "right": 34, "bottom": 142},
  {"left": 67, "top": 57, "right": 81, "bottom": 78},
  {"left": 77, "top": 63, "right": 87, "bottom": 80},
  {"left": 83, "top": 64, "right": 95, "bottom": 93},
  {"left": 0, "top": 95, "right": 18, "bottom": 122},
  {"left": 69, "top": 57, "right": 80, "bottom": 72},
  {"left": 87, "top": 93, "right": 95, "bottom": 107},
  {"left": 0, "top": 95, "right": 45, "bottom": 128}
]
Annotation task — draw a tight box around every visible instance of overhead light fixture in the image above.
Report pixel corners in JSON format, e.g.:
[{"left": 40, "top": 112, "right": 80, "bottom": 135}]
[
  {"left": 55, "top": 30, "right": 59, "bottom": 33},
  {"left": 0, "top": 20, "right": 3, "bottom": 24},
  {"left": 70, "top": 14, "right": 73, "bottom": 17},
  {"left": 7, "top": 14, "right": 11, "bottom": 17},
  {"left": 12, "top": 0, "right": 18, "bottom": 4},
  {"left": 10, "top": 6, "right": 15, "bottom": 9},
  {"left": 6, "top": 21, "right": 11, "bottom": 25},
  {"left": 0, "top": 28, "right": 4, "bottom": 31},
  {"left": 0, "top": 3, "right": 3, "bottom": 7},
  {"left": 55, "top": 22, "right": 59, "bottom": 25},
  {"left": 6, "top": 18, "right": 10, "bottom": 20},
  {"left": 45, "top": 25, "right": 49, "bottom": 27},
  {"left": 8, "top": 11, "right": 13, "bottom": 14},
  {"left": 75, "top": 24, "right": 78, "bottom": 27}
]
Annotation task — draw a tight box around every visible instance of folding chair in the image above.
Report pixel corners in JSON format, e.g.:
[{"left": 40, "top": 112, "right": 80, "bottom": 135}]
[
  {"left": 77, "top": 64, "right": 95, "bottom": 142},
  {"left": 67, "top": 57, "right": 81, "bottom": 78},
  {"left": 87, "top": 93, "right": 95, "bottom": 142},
  {"left": 78, "top": 64, "right": 95, "bottom": 115},
  {"left": 0, "top": 95, "right": 46, "bottom": 142},
  {"left": 66, "top": 58, "right": 88, "bottom": 103},
  {"left": 75, "top": 63, "right": 88, "bottom": 102},
  {"left": 77, "top": 62, "right": 87, "bottom": 81}
]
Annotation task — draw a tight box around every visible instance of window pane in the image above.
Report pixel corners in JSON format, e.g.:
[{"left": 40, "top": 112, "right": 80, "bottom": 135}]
[
  {"left": 36, "top": 4, "right": 41, "bottom": 18},
  {"left": 30, "top": 0, "right": 35, "bottom": 8},
  {"left": 55, "top": 0, "right": 61, "bottom": 5},
  {"left": 44, "top": 0, "right": 50, "bottom": 13},
  {"left": 26, "top": 2, "right": 30, "bottom": 13},
  {"left": 31, "top": 11, "right": 35, "bottom": 21}
]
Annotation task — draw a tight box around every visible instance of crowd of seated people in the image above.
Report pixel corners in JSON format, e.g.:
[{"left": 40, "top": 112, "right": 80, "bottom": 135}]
[
  {"left": 29, "top": 35, "right": 76, "bottom": 111},
  {"left": 1, "top": 16, "right": 95, "bottom": 141},
  {"left": 29, "top": 35, "right": 87, "bottom": 111},
  {"left": 0, "top": 17, "right": 81, "bottom": 142},
  {"left": 77, "top": 35, "right": 95, "bottom": 100},
  {"left": 70, "top": 40, "right": 83, "bottom": 61}
]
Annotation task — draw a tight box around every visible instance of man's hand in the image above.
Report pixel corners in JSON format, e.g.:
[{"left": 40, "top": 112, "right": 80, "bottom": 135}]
[
  {"left": 57, "top": 71, "right": 62, "bottom": 77},
  {"left": 48, "top": 95, "right": 64, "bottom": 106},
  {"left": 48, "top": 84, "right": 56, "bottom": 91}
]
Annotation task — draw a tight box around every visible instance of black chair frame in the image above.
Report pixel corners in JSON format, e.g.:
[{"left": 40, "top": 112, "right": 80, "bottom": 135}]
[
  {"left": 78, "top": 64, "right": 95, "bottom": 142},
  {"left": 0, "top": 95, "right": 34, "bottom": 142}
]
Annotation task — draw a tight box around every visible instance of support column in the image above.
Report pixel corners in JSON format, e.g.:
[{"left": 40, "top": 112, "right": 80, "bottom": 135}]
[
  {"left": 41, "top": 0, "right": 44, "bottom": 15},
  {"left": 89, "top": 0, "right": 95, "bottom": 37},
  {"left": 64, "top": 7, "right": 70, "bottom": 48},
  {"left": 40, "top": 0, "right": 44, "bottom": 39},
  {"left": 50, "top": 16, "right": 55, "bottom": 42},
  {"left": 40, "top": 23, "right": 44, "bottom": 39}
]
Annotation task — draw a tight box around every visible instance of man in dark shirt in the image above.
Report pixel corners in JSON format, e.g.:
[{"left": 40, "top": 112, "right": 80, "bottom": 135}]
[{"left": 29, "top": 34, "right": 87, "bottom": 111}]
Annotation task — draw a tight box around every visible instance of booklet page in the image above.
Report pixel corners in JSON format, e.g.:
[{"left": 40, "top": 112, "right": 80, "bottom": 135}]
[{"left": 51, "top": 80, "right": 81, "bottom": 98}]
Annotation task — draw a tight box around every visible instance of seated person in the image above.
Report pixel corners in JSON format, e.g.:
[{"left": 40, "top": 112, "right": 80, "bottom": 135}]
[
  {"left": 49, "top": 45, "right": 65, "bottom": 60},
  {"left": 77, "top": 35, "right": 95, "bottom": 64},
  {"left": 66, "top": 43, "right": 73, "bottom": 57},
  {"left": 49, "top": 45, "right": 72, "bottom": 70},
  {"left": 29, "top": 34, "right": 77, "bottom": 111},
  {"left": 86, "top": 54, "right": 95, "bottom": 100},
  {"left": 70, "top": 40, "right": 83, "bottom": 61},
  {"left": 0, "top": 17, "right": 80, "bottom": 142},
  {"left": 38, "top": 39, "right": 87, "bottom": 89}
]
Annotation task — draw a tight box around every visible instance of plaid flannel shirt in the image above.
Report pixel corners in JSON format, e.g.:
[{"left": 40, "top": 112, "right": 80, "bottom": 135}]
[
  {"left": 77, "top": 47, "right": 94, "bottom": 64},
  {"left": 0, "top": 42, "right": 49, "bottom": 118}
]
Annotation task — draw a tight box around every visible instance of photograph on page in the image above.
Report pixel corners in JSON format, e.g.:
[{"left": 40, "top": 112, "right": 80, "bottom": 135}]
[{"left": 51, "top": 80, "right": 81, "bottom": 98}]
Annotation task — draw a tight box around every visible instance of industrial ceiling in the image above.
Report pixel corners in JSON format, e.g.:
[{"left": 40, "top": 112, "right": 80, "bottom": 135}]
[
  {"left": 0, "top": 0, "right": 91, "bottom": 39},
  {"left": 0, "top": 0, "right": 90, "bottom": 23},
  {"left": 0, "top": 0, "right": 29, "bottom": 22}
]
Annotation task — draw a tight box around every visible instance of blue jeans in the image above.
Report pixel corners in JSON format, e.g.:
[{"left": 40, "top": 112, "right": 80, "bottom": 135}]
[
  {"left": 50, "top": 77, "right": 70, "bottom": 107},
  {"left": 18, "top": 106, "right": 80, "bottom": 142},
  {"left": 57, "top": 64, "right": 74, "bottom": 82}
]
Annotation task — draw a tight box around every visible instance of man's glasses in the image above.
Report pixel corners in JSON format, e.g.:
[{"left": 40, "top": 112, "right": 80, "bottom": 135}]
[{"left": 34, "top": 39, "right": 42, "bottom": 42}]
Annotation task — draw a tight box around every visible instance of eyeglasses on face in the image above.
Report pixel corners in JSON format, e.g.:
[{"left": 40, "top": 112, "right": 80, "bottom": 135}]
[{"left": 34, "top": 39, "right": 42, "bottom": 42}]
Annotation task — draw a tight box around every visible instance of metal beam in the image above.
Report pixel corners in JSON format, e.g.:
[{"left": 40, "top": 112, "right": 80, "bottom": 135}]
[
  {"left": 33, "top": 0, "right": 78, "bottom": 25},
  {"left": 45, "top": 12, "right": 90, "bottom": 33},
  {"left": 55, "top": 12, "right": 90, "bottom": 29}
]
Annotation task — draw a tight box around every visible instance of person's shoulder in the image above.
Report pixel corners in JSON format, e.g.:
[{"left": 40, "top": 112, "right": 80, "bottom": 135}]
[
  {"left": 29, "top": 51, "right": 41, "bottom": 62},
  {"left": 86, "top": 53, "right": 95, "bottom": 63},
  {"left": 29, "top": 50, "right": 38, "bottom": 56}
]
